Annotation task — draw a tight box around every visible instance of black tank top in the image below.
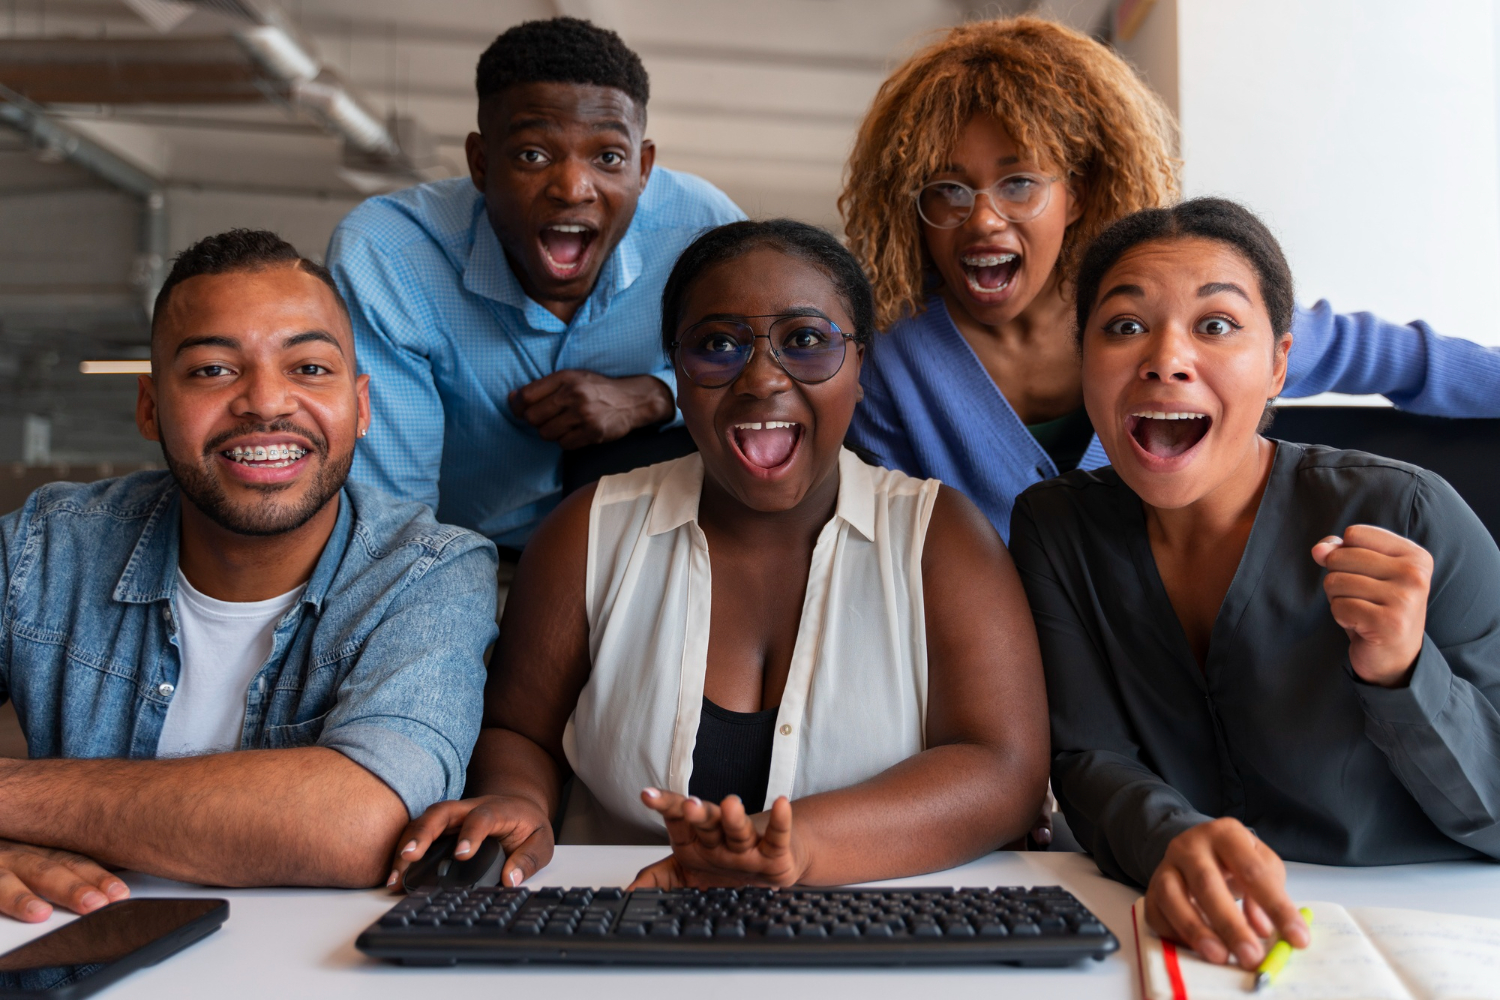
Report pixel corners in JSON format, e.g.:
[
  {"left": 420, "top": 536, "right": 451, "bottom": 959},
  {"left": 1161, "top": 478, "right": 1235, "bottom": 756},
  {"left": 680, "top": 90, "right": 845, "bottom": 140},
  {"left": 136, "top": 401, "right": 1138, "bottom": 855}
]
[{"left": 688, "top": 696, "right": 778, "bottom": 813}]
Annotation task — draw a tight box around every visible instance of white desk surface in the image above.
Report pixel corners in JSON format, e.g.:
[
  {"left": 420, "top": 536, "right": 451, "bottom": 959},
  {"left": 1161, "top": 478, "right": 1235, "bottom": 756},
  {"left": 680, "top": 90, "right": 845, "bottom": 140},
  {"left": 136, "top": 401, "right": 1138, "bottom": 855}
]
[{"left": 0, "top": 846, "right": 1495, "bottom": 999}]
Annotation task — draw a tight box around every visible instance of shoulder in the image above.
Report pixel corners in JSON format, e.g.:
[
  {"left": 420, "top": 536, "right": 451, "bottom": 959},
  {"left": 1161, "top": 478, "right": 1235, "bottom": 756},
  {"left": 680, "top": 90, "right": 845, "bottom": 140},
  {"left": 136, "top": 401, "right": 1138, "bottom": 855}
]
[
  {"left": 330, "top": 178, "right": 481, "bottom": 265},
  {"left": 13, "top": 471, "right": 174, "bottom": 527},
  {"left": 1014, "top": 465, "right": 1124, "bottom": 526},
  {"left": 2, "top": 472, "right": 175, "bottom": 584},
  {"left": 633, "top": 166, "right": 745, "bottom": 232},
  {"left": 1278, "top": 440, "right": 1437, "bottom": 502},
  {"left": 345, "top": 480, "right": 495, "bottom": 568}
]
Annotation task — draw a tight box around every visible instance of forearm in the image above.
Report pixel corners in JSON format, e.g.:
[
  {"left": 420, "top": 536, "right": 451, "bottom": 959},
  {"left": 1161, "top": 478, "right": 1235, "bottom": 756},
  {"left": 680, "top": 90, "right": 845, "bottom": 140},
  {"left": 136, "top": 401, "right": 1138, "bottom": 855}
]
[
  {"left": 790, "top": 742, "right": 1045, "bottom": 886},
  {"left": 1355, "top": 637, "right": 1500, "bottom": 858},
  {"left": 623, "top": 374, "right": 675, "bottom": 430},
  {"left": 1053, "top": 750, "right": 1210, "bottom": 887},
  {"left": 465, "top": 728, "right": 566, "bottom": 820},
  {"left": 0, "top": 748, "right": 407, "bottom": 887}
]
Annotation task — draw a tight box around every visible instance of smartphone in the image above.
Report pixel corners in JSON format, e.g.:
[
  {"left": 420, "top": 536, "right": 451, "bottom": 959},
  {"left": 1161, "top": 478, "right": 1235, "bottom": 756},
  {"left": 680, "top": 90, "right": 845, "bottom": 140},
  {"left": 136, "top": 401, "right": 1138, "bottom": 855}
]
[{"left": 0, "top": 898, "right": 228, "bottom": 999}]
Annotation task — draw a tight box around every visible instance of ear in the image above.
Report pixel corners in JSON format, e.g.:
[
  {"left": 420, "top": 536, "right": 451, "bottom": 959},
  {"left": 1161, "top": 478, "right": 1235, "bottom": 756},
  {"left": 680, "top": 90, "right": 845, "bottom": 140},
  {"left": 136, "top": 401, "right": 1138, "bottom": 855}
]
[
  {"left": 465, "top": 131, "right": 487, "bottom": 195},
  {"left": 1064, "top": 174, "right": 1087, "bottom": 227},
  {"left": 638, "top": 138, "right": 656, "bottom": 193},
  {"left": 1270, "top": 330, "right": 1293, "bottom": 397},
  {"left": 136, "top": 373, "right": 160, "bottom": 442},
  {"left": 355, "top": 372, "right": 372, "bottom": 440}
]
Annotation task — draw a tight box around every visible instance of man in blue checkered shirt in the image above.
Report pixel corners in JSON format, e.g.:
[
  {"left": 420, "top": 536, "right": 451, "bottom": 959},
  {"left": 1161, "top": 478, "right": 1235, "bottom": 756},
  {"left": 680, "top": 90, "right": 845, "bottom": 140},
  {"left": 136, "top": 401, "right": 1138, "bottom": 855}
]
[{"left": 328, "top": 17, "right": 744, "bottom": 549}]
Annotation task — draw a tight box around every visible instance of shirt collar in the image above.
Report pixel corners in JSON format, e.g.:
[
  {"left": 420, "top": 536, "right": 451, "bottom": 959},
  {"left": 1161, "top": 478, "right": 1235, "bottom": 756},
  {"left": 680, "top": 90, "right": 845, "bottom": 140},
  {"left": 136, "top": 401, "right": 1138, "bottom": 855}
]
[
  {"left": 644, "top": 448, "right": 876, "bottom": 542},
  {"left": 113, "top": 485, "right": 355, "bottom": 610},
  {"left": 461, "top": 202, "right": 647, "bottom": 333}
]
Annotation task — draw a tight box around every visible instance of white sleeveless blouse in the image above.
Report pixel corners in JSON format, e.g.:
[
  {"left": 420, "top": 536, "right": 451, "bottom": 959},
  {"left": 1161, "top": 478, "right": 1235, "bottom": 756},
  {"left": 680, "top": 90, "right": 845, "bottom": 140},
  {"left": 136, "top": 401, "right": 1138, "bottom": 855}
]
[{"left": 559, "top": 448, "right": 941, "bottom": 844}]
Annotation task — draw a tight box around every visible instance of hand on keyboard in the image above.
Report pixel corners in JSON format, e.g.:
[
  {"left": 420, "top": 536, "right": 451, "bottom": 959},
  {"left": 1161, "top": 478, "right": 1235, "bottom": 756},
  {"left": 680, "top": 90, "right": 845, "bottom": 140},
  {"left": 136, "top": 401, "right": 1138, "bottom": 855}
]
[
  {"left": 632, "top": 790, "right": 803, "bottom": 889},
  {"left": 389, "top": 795, "right": 553, "bottom": 890}
]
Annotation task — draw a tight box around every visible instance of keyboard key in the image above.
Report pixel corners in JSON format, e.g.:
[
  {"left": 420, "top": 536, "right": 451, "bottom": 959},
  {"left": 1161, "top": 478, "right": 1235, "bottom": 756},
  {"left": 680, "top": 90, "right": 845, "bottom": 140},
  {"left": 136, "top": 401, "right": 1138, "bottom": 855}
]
[
  {"left": 615, "top": 922, "right": 646, "bottom": 936},
  {"left": 798, "top": 924, "right": 828, "bottom": 938},
  {"left": 978, "top": 921, "right": 1009, "bottom": 937},
  {"left": 831, "top": 923, "right": 860, "bottom": 937},
  {"left": 766, "top": 924, "right": 795, "bottom": 938},
  {"left": 715, "top": 922, "right": 746, "bottom": 938}
]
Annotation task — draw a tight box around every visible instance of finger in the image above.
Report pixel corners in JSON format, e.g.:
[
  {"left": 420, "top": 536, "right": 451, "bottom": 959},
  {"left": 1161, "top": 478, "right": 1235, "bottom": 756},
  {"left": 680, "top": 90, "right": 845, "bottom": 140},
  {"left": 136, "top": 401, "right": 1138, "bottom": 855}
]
[
  {"left": 641, "top": 787, "right": 690, "bottom": 819},
  {"left": 511, "top": 371, "right": 576, "bottom": 408},
  {"left": 1323, "top": 570, "right": 1401, "bottom": 604},
  {"left": 759, "top": 796, "right": 794, "bottom": 859},
  {"left": 16, "top": 853, "right": 113, "bottom": 916},
  {"left": 1310, "top": 536, "right": 1344, "bottom": 566},
  {"left": 1149, "top": 866, "right": 1226, "bottom": 963},
  {"left": 1244, "top": 896, "right": 1275, "bottom": 940},
  {"left": 1327, "top": 595, "right": 1388, "bottom": 636},
  {"left": 58, "top": 854, "right": 130, "bottom": 905},
  {"left": 1032, "top": 809, "right": 1054, "bottom": 847},
  {"left": 555, "top": 423, "right": 612, "bottom": 450},
  {"left": 1341, "top": 524, "right": 1425, "bottom": 559},
  {"left": 1202, "top": 833, "right": 1287, "bottom": 967},
  {"left": 1322, "top": 546, "right": 1414, "bottom": 583},
  {"left": 388, "top": 801, "right": 474, "bottom": 884},
  {"left": 498, "top": 826, "right": 553, "bottom": 889},
  {"left": 0, "top": 869, "right": 52, "bottom": 923},
  {"left": 719, "top": 796, "right": 758, "bottom": 853},
  {"left": 1226, "top": 843, "right": 1307, "bottom": 949},
  {"left": 627, "top": 858, "right": 681, "bottom": 891},
  {"left": 1177, "top": 848, "right": 1263, "bottom": 967},
  {"left": 684, "top": 798, "right": 726, "bottom": 851}
]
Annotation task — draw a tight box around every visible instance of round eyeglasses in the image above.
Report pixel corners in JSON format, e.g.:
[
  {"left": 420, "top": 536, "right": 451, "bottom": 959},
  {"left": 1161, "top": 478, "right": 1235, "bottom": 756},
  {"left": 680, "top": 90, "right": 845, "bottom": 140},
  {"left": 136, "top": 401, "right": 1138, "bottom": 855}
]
[
  {"left": 913, "top": 172, "right": 1059, "bottom": 229},
  {"left": 671, "top": 313, "right": 855, "bottom": 388}
]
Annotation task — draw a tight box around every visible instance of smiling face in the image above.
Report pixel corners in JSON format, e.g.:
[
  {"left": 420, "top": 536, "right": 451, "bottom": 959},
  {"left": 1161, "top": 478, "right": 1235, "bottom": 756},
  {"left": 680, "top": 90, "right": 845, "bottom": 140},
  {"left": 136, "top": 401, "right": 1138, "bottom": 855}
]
[
  {"left": 1082, "top": 236, "right": 1290, "bottom": 509},
  {"left": 673, "top": 246, "right": 862, "bottom": 514},
  {"left": 467, "top": 81, "right": 655, "bottom": 320},
  {"left": 921, "top": 115, "right": 1081, "bottom": 328},
  {"left": 138, "top": 264, "right": 369, "bottom": 536}
]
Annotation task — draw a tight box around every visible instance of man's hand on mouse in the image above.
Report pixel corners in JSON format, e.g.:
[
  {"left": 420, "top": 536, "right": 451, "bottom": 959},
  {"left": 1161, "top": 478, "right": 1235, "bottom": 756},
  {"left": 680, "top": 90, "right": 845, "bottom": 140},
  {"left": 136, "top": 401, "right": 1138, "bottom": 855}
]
[
  {"left": 388, "top": 795, "right": 553, "bottom": 890},
  {"left": 509, "top": 371, "right": 674, "bottom": 450},
  {"left": 0, "top": 838, "right": 129, "bottom": 923},
  {"left": 1311, "top": 524, "right": 1433, "bottom": 688}
]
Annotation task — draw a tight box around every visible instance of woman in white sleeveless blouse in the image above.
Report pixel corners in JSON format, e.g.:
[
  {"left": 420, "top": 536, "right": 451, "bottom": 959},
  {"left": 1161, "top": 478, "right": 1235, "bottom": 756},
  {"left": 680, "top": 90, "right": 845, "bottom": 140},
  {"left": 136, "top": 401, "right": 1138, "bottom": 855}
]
[{"left": 391, "top": 221, "right": 1048, "bottom": 889}]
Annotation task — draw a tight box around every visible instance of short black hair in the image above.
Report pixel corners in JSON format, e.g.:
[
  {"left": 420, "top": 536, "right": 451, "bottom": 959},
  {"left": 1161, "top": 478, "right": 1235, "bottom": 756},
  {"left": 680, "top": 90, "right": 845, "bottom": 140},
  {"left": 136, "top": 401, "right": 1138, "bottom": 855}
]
[
  {"left": 660, "top": 219, "right": 877, "bottom": 353},
  {"left": 476, "top": 17, "right": 649, "bottom": 110},
  {"left": 152, "top": 229, "right": 348, "bottom": 332},
  {"left": 1075, "top": 197, "right": 1294, "bottom": 340}
]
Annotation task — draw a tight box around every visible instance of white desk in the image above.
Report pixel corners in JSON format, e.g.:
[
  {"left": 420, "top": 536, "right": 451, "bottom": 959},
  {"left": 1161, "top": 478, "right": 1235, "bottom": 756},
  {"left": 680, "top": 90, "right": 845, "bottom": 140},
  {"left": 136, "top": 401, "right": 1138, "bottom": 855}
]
[{"left": 0, "top": 847, "right": 1496, "bottom": 999}]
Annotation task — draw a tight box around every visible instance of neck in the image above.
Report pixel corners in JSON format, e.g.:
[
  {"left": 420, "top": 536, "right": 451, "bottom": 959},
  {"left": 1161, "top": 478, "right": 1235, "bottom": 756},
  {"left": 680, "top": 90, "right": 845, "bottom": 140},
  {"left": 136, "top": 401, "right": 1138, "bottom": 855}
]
[
  {"left": 697, "top": 459, "right": 842, "bottom": 555},
  {"left": 177, "top": 494, "right": 340, "bottom": 602},
  {"left": 502, "top": 248, "right": 590, "bottom": 325},
  {"left": 1144, "top": 437, "right": 1279, "bottom": 554},
  {"left": 940, "top": 265, "right": 1072, "bottom": 349}
]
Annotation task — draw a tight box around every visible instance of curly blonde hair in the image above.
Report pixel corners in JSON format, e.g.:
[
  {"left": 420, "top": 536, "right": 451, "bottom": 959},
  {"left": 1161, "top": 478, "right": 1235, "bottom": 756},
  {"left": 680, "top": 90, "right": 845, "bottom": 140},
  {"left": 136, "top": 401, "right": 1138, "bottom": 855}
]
[{"left": 840, "top": 16, "right": 1180, "bottom": 330}]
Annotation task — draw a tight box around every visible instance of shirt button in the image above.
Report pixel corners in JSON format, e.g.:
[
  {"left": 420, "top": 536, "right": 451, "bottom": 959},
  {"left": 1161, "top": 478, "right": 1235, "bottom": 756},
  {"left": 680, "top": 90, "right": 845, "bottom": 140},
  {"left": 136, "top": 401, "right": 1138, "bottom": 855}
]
[
  {"left": 157, "top": 682, "right": 175, "bottom": 697},
  {"left": 779, "top": 724, "right": 792, "bottom": 736}
]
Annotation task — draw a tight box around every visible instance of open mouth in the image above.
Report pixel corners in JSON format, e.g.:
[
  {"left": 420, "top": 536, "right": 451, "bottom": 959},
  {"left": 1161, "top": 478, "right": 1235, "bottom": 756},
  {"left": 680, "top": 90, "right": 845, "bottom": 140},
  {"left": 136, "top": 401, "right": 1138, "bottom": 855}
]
[
  {"left": 960, "top": 251, "right": 1020, "bottom": 298},
  {"left": 220, "top": 443, "right": 309, "bottom": 470},
  {"left": 729, "top": 420, "right": 803, "bottom": 473},
  {"left": 538, "top": 223, "right": 598, "bottom": 279},
  {"left": 1126, "top": 411, "right": 1212, "bottom": 460}
]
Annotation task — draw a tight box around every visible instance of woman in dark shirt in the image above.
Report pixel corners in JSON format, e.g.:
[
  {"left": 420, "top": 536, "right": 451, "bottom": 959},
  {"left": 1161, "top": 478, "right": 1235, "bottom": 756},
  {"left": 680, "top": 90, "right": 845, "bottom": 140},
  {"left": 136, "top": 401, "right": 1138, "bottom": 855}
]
[{"left": 1009, "top": 198, "right": 1500, "bottom": 970}]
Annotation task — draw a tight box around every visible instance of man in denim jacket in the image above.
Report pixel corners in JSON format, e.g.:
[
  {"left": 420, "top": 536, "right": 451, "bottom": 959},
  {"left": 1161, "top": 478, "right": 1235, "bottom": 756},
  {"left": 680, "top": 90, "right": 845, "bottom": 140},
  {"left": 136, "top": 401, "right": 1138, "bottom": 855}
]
[{"left": 0, "top": 230, "right": 497, "bottom": 922}]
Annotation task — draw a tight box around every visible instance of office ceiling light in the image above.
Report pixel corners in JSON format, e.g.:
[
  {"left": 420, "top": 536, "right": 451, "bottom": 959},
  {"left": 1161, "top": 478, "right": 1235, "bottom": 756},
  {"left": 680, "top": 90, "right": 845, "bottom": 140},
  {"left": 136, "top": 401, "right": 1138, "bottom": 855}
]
[{"left": 80, "top": 361, "right": 153, "bottom": 374}]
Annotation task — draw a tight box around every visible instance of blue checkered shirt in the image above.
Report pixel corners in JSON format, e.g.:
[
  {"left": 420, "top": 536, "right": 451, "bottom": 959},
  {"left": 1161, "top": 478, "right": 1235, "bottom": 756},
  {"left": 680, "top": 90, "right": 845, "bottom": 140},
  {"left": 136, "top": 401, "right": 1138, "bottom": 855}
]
[{"left": 328, "top": 169, "right": 745, "bottom": 548}]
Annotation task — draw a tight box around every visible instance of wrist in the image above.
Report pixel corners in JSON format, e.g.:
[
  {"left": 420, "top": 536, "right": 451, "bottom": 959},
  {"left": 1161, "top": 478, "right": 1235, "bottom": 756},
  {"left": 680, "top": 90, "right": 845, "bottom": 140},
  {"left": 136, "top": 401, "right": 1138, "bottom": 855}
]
[{"left": 635, "top": 376, "right": 674, "bottom": 427}]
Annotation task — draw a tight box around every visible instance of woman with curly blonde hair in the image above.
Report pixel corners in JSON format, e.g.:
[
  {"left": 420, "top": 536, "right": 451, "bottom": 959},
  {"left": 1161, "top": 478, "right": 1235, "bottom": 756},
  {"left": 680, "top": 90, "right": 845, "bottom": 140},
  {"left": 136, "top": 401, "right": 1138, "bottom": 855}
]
[{"left": 842, "top": 16, "right": 1500, "bottom": 542}]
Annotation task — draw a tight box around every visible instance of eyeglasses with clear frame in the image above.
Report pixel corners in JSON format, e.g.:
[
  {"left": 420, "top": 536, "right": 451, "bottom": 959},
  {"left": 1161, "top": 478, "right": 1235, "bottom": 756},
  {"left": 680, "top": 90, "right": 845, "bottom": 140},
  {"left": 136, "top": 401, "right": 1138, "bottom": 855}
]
[
  {"left": 671, "top": 313, "right": 857, "bottom": 388},
  {"left": 912, "top": 172, "right": 1062, "bottom": 229}
]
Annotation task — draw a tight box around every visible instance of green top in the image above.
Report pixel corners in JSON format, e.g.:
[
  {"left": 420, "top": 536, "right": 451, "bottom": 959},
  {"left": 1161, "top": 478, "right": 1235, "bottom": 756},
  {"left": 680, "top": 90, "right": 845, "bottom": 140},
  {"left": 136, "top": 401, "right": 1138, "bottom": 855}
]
[{"left": 1026, "top": 406, "right": 1095, "bottom": 474}]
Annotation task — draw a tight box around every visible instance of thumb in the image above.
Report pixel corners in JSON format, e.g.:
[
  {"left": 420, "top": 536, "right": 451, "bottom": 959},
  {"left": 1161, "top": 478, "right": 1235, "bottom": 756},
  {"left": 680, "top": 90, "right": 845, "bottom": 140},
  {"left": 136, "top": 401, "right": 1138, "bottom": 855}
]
[
  {"left": 1311, "top": 535, "right": 1344, "bottom": 567},
  {"left": 498, "top": 826, "right": 552, "bottom": 888}
]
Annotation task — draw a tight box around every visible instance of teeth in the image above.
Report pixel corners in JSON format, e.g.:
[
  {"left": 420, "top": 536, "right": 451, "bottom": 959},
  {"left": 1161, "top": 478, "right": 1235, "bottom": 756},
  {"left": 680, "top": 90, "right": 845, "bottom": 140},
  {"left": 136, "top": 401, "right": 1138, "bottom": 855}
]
[
  {"left": 547, "top": 224, "right": 591, "bottom": 233},
  {"left": 733, "top": 421, "right": 797, "bottom": 431},
  {"left": 1133, "top": 412, "right": 1205, "bottom": 420},
  {"left": 225, "top": 444, "right": 307, "bottom": 465},
  {"left": 960, "top": 253, "right": 1017, "bottom": 266}
]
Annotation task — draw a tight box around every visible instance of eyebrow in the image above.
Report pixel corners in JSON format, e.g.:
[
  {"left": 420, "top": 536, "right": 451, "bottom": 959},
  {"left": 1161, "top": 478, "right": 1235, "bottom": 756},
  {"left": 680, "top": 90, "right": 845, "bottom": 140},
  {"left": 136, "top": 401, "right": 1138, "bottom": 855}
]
[
  {"left": 507, "top": 116, "right": 633, "bottom": 139},
  {"left": 175, "top": 334, "right": 238, "bottom": 357},
  {"left": 1095, "top": 283, "right": 1145, "bottom": 307},
  {"left": 1198, "top": 281, "right": 1252, "bottom": 302},
  {"left": 690, "top": 307, "right": 832, "bottom": 325},
  {"left": 174, "top": 330, "right": 344, "bottom": 357},
  {"left": 284, "top": 330, "right": 345, "bottom": 354},
  {"left": 934, "top": 155, "right": 1022, "bottom": 175}
]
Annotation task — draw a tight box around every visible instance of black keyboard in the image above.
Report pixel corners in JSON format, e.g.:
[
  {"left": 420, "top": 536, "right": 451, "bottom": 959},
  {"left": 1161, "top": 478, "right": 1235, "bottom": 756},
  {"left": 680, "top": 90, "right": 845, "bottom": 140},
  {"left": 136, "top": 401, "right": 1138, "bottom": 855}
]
[{"left": 356, "top": 884, "right": 1119, "bottom": 967}]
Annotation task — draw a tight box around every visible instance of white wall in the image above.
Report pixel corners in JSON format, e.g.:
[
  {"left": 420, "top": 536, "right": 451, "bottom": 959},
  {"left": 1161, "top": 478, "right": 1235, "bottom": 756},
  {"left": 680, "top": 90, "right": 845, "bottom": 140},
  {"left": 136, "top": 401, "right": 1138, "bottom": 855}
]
[
  {"left": 1175, "top": 0, "right": 1500, "bottom": 345},
  {"left": 166, "top": 189, "right": 364, "bottom": 263}
]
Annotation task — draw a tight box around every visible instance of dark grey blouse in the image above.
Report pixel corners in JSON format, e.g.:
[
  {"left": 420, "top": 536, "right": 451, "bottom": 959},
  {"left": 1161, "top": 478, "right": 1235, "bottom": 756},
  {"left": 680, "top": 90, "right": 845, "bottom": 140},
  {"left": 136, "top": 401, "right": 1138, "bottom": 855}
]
[{"left": 1010, "top": 441, "right": 1500, "bottom": 887}]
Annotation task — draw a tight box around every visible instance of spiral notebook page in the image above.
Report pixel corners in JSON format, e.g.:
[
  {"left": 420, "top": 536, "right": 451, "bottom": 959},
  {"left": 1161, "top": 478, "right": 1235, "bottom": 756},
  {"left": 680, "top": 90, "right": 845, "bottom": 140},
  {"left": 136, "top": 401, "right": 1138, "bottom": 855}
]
[{"left": 1353, "top": 906, "right": 1500, "bottom": 1000}]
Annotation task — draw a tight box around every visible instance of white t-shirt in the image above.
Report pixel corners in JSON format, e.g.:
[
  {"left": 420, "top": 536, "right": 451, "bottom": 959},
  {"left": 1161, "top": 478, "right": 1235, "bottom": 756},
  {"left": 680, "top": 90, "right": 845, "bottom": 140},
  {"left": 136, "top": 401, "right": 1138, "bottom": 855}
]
[{"left": 156, "top": 569, "right": 306, "bottom": 757}]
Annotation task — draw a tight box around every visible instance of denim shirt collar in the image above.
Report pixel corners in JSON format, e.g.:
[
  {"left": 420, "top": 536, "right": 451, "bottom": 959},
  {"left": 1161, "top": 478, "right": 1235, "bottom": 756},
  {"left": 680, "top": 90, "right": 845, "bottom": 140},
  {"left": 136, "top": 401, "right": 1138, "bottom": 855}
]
[
  {"left": 112, "top": 485, "right": 355, "bottom": 611},
  {"left": 461, "top": 201, "right": 646, "bottom": 334}
]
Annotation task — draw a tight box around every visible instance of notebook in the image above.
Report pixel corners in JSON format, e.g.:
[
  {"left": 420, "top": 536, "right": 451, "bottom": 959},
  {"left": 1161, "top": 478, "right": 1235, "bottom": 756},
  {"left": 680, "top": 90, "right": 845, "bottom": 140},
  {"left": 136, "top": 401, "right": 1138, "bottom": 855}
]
[{"left": 1131, "top": 897, "right": 1500, "bottom": 1000}]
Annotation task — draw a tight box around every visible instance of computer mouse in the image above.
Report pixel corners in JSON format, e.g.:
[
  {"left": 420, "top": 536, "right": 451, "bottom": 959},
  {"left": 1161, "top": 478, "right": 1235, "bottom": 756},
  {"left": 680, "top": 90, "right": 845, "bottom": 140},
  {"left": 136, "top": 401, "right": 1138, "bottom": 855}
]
[{"left": 401, "top": 832, "right": 505, "bottom": 894}]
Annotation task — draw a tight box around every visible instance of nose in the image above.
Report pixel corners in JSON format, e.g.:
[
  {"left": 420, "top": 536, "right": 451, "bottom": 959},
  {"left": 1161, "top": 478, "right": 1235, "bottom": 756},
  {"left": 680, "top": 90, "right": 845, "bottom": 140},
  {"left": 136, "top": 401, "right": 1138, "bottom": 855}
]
[
  {"left": 966, "top": 191, "right": 1011, "bottom": 232},
  {"left": 1139, "top": 324, "right": 1196, "bottom": 383},
  {"left": 546, "top": 156, "right": 597, "bottom": 206},
  {"left": 230, "top": 366, "right": 299, "bottom": 423},
  {"left": 731, "top": 334, "right": 793, "bottom": 398}
]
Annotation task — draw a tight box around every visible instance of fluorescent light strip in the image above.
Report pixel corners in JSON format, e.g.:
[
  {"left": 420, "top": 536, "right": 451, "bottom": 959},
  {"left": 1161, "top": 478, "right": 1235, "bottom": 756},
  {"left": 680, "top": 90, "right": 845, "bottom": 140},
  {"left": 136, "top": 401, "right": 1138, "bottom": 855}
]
[{"left": 80, "top": 361, "right": 152, "bottom": 374}]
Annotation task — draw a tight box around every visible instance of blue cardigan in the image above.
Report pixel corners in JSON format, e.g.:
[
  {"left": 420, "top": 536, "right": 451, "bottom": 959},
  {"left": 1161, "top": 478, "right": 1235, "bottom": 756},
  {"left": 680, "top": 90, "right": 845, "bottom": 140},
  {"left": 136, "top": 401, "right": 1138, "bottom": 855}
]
[{"left": 848, "top": 296, "right": 1500, "bottom": 542}]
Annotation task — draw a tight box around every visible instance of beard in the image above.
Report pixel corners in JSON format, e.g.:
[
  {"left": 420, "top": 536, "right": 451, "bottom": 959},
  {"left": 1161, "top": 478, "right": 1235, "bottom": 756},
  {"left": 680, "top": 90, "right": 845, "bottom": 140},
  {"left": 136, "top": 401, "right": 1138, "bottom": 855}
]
[{"left": 162, "top": 419, "right": 351, "bottom": 537}]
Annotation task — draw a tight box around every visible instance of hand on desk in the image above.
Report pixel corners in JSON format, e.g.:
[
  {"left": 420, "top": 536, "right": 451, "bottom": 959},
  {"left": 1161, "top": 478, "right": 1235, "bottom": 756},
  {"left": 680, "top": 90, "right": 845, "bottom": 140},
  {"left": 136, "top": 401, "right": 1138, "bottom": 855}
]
[
  {"left": 388, "top": 795, "right": 553, "bottom": 890},
  {"left": 1312, "top": 525, "right": 1433, "bottom": 687},
  {"left": 0, "top": 839, "right": 129, "bottom": 923},
  {"left": 509, "top": 371, "right": 674, "bottom": 450},
  {"left": 1145, "top": 817, "right": 1308, "bottom": 969},
  {"left": 630, "top": 789, "right": 804, "bottom": 889}
]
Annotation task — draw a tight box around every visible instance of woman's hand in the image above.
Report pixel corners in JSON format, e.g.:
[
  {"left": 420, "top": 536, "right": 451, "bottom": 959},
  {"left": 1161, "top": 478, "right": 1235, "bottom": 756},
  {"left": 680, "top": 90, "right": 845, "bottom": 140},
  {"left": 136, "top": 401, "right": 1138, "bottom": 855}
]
[
  {"left": 387, "top": 795, "right": 553, "bottom": 890},
  {"left": 1145, "top": 818, "right": 1309, "bottom": 968},
  {"left": 630, "top": 789, "right": 805, "bottom": 889},
  {"left": 1312, "top": 525, "right": 1433, "bottom": 687}
]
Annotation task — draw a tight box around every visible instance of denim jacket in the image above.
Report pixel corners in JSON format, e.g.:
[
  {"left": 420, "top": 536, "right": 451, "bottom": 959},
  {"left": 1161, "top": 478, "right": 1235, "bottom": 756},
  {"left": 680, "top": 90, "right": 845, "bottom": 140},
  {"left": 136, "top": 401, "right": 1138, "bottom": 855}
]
[{"left": 0, "top": 472, "right": 498, "bottom": 817}]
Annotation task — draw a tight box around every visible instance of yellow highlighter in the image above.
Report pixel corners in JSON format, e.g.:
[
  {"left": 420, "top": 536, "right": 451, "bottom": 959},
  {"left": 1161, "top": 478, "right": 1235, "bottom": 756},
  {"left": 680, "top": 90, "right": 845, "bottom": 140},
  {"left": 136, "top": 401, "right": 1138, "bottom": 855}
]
[{"left": 1252, "top": 907, "right": 1315, "bottom": 991}]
